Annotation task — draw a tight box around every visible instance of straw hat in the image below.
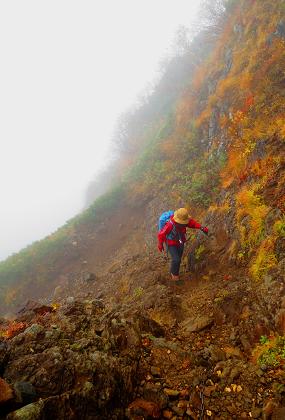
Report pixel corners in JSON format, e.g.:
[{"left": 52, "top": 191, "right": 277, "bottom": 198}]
[{"left": 173, "top": 208, "right": 191, "bottom": 224}]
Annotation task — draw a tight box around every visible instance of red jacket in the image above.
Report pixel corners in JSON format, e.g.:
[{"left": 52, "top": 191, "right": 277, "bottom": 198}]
[{"left": 158, "top": 215, "right": 201, "bottom": 247}]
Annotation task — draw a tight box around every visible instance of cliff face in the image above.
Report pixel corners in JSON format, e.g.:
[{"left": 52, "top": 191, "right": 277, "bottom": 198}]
[{"left": 1, "top": 2, "right": 285, "bottom": 417}]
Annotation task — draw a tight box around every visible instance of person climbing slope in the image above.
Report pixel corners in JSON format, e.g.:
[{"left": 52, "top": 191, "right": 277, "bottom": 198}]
[{"left": 157, "top": 208, "right": 208, "bottom": 282}]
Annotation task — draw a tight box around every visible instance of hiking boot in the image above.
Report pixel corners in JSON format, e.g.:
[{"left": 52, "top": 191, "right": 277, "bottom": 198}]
[{"left": 171, "top": 274, "right": 179, "bottom": 281}]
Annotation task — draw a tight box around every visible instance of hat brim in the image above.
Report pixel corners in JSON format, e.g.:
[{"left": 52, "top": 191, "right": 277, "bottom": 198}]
[{"left": 173, "top": 214, "right": 190, "bottom": 224}]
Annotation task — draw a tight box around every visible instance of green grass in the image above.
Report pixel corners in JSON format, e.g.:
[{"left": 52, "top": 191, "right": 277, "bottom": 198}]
[{"left": 254, "top": 335, "right": 285, "bottom": 368}]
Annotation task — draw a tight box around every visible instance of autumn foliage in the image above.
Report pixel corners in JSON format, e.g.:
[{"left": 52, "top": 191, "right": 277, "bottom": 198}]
[
  {"left": 0, "top": 321, "right": 27, "bottom": 339},
  {"left": 0, "top": 0, "right": 285, "bottom": 311}
]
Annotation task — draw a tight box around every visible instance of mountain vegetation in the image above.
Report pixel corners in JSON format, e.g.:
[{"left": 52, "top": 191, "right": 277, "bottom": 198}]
[
  {"left": 1, "top": 0, "right": 285, "bottom": 418},
  {"left": 1, "top": 0, "right": 284, "bottom": 313}
]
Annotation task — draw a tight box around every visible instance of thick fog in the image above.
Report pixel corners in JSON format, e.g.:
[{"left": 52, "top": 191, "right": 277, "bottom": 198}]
[{"left": 0, "top": 0, "right": 201, "bottom": 262}]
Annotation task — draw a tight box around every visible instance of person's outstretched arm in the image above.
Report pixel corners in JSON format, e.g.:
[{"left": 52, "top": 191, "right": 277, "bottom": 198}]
[{"left": 188, "top": 218, "right": 208, "bottom": 234}]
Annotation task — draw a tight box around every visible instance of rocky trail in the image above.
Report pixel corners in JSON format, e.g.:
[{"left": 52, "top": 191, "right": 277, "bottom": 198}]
[{"left": 1, "top": 247, "right": 285, "bottom": 419}]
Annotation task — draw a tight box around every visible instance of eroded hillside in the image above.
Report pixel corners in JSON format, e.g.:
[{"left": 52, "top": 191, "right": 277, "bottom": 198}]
[{"left": 1, "top": 0, "right": 285, "bottom": 418}]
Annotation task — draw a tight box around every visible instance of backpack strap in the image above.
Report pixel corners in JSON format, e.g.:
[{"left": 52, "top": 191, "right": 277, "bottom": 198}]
[{"left": 168, "top": 220, "right": 182, "bottom": 243}]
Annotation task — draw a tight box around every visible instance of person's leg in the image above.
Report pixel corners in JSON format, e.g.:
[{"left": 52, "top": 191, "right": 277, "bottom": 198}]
[
  {"left": 168, "top": 245, "right": 183, "bottom": 277},
  {"left": 178, "top": 244, "right": 184, "bottom": 261}
]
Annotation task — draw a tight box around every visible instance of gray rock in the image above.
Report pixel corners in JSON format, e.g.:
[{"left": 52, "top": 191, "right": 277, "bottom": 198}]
[
  {"left": 203, "top": 345, "right": 226, "bottom": 363},
  {"left": 208, "top": 79, "right": 218, "bottom": 95},
  {"left": 44, "top": 328, "right": 61, "bottom": 340},
  {"left": 209, "top": 107, "right": 220, "bottom": 145},
  {"left": 24, "top": 324, "right": 44, "bottom": 336},
  {"left": 66, "top": 296, "right": 75, "bottom": 304},
  {"left": 234, "top": 23, "right": 243, "bottom": 40},
  {"left": 268, "top": 20, "right": 285, "bottom": 45},
  {"left": 7, "top": 400, "right": 44, "bottom": 420},
  {"left": 81, "top": 272, "right": 96, "bottom": 282},
  {"left": 223, "top": 48, "right": 233, "bottom": 76},
  {"left": 182, "top": 315, "right": 213, "bottom": 333},
  {"left": 151, "top": 337, "right": 181, "bottom": 352},
  {"left": 276, "top": 20, "right": 285, "bottom": 39},
  {"left": 14, "top": 381, "right": 37, "bottom": 404}
]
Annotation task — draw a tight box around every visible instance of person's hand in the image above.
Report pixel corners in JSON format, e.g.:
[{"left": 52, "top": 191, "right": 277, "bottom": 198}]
[
  {"left": 201, "top": 226, "right": 208, "bottom": 235},
  {"left": 158, "top": 243, "right": 164, "bottom": 252}
]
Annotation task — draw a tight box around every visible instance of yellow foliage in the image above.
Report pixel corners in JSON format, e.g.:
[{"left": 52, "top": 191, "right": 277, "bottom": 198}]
[
  {"left": 274, "top": 116, "right": 285, "bottom": 139},
  {"left": 250, "top": 156, "right": 281, "bottom": 185},
  {"left": 236, "top": 184, "right": 270, "bottom": 249},
  {"left": 252, "top": 335, "right": 285, "bottom": 366},
  {"left": 3, "top": 321, "right": 27, "bottom": 339},
  {"left": 216, "top": 76, "right": 239, "bottom": 100},
  {"left": 274, "top": 217, "right": 285, "bottom": 237},
  {"left": 239, "top": 72, "right": 253, "bottom": 91},
  {"left": 221, "top": 148, "right": 247, "bottom": 188},
  {"left": 250, "top": 237, "right": 277, "bottom": 281},
  {"left": 209, "top": 200, "right": 230, "bottom": 214}
]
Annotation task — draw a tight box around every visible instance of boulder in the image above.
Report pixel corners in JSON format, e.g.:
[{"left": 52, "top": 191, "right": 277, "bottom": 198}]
[
  {"left": 13, "top": 381, "right": 36, "bottom": 404},
  {"left": 6, "top": 400, "right": 44, "bottom": 419},
  {"left": 3, "top": 301, "right": 142, "bottom": 419},
  {"left": 23, "top": 324, "right": 44, "bottom": 337},
  {"left": 17, "top": 301, "right": 53, "bottom": 318},
  {"left": 182, "top": 315, "right": 213, "bottom": 333}
]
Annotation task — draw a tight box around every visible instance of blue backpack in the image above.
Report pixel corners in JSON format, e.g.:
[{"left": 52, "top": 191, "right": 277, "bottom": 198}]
[
  {"left": 158, "top": 210, "right": 182, "bottom": 242},
  {"left": 158, "top": 210, "right": 174, "bottom": 231}
]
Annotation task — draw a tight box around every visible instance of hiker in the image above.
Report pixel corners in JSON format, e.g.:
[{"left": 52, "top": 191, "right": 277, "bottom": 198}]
[{"left": 157, "top": 208, "right": 208, "bottom": 281}]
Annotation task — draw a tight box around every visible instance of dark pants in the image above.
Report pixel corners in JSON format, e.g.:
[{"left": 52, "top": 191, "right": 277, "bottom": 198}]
[{"left": 168, "top": 244, "right": 184, "bottom": 276}]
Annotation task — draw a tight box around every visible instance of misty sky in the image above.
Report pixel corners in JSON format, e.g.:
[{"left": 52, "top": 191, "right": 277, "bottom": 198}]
[{"left": 0, "top": 0, "right": 201, "bottom": 261}]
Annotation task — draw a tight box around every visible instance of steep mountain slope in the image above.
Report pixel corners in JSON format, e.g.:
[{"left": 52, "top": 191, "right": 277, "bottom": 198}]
[{"left": 1, "top": 0, "right": 285, "bottom": 418}]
